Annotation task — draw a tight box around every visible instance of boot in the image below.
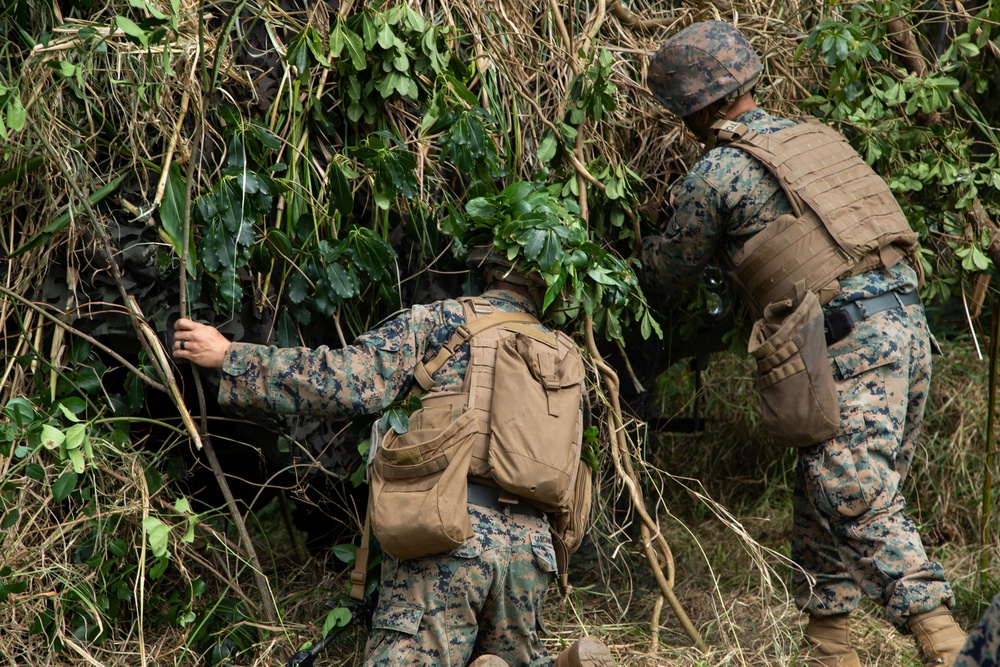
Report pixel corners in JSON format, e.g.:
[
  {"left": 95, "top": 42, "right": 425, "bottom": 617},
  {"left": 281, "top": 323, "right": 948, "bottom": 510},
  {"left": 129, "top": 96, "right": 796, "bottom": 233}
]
[
  {"left": 908, "top": 606, "right": 967, "bottom": 667},
  {"left": 468, "top": 656, "right": 510, "bottom": 667},
  {"left": 802, "top": 614, "right": 862, "bottom": 667},
  {"left": 553, "top": 638, "right": 615, "bottom": 667}
]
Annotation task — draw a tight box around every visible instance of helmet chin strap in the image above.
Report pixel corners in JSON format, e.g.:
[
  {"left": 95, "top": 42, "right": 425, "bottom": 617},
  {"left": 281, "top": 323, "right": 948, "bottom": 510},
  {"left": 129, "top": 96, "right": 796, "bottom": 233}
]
[{"left": 701, "top": 77, "right": 760, "bottom": 152}]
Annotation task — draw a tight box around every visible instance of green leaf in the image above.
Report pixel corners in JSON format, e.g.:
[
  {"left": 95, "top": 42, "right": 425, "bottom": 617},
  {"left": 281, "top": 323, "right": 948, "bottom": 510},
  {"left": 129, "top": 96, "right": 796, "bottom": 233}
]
[
  {"left": 25, "top": 463, "right": 45, "bottom": 480},
  {"left": 142, "top": 517, "right": 172, "bottom": 558},
  {"left": 538, "top": 232, "right": 561, "bottom": 271},
  {"left": 342, "top": 26, "right": 367, "bottom": 70},
  {"left": 537, "top": 133, "right": 558, "bottom": 163},
  {"left": 67, "top": 447, "right": 85, "bottom": 474},
  {"left": 276, "top": 310, "right": 300, "bottom": 347},
  {"left": 500, "top": 181, "right": 534, "bottom": 206},
  {"left": 329, "top": 24, "right": 346, "bottom": 57},
  {"left": 129, "top": 0, "right": 167, "bottom": 19},
  {"left": 3, "top": 398, "right": 35, "bottom": 429},
  {"left": 52, "top": 471, "right": 78, "bottom": 502},
  {"left": 6, "top": 97, "right": 25, "bottom": 132},
  {"left": 326, "top": 263, "right": 357, "bottom": 299},
  {"left": 466, "top": 198, "right": 496, "bottom": 220},
  {"left": 41, "top": 425, "right": 65, "bottom": 450},
  {"left": 65, "top": 423, "right": 86, "bottom": 450},
  {"left": 288, "top": 272, "right": 310, "bottom": 303},
  {"left": 322, "top": 607, "right": 353, "bottom": 636},
  {"left": 332, "top": 543, "right": 357, "bottom": 563},
  {"left": 377, "top": 22, "right": 395, "bottom": 49},
  {"left": 328, "top": 162, "right": 354, "bottom": 218},
  {"left": 250, "top": 124, "right": 281, "bottom": 150},
  {"left": 115, "top": 16, "right": 149, "bottom": 47},
  {"left": 1, "top": 509, "right": 19, "bottom": 529},
  {"left": 348, "top": 227, "right": 394, "bottom": 281},
  {"left": 149, "top": 554, "right": 169, "bottom": 579},
  {"left": 379, "top": 407, "right": 409, "bottom": 435},
  {"left": 361, "top": 16, "right": 378, "bottom": 51},
  {"left": 520, "top": 228, "right": 547, "bottom": 261},
  {"left": 57, "top": 402, "right": 82, "bottom": 422}
]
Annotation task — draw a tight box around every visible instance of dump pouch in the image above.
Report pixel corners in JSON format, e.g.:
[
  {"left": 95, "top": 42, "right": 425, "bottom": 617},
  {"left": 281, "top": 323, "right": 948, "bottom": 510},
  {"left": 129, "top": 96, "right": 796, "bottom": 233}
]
[
  {"left": 747, "top": 290, "right": 839, "bottom": 448},
  {"left": 489, "top": 330, "right": 586, "bottom": 511},
  {"left": 369, "top": 409, "right": 479, "bottom": 560}
]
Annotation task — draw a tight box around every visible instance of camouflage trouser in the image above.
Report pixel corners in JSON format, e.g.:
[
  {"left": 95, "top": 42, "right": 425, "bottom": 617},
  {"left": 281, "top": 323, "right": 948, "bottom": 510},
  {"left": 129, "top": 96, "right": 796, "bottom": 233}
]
[
  {"left": 792, "top": 302, "right": 954, "bottom": 631},
  {"left": 364, "top": 504, "right": 557, "bottom": 667},
  {"left": 955, "top": 593, "right": 1000, "bottom": 667}
]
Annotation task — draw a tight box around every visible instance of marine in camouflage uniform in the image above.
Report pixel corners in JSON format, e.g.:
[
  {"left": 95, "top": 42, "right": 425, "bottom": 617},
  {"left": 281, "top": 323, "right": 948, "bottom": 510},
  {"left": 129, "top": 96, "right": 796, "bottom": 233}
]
[
  {"left": 641, "top": 20, "right": 964, "bottom": 666},
  {"left": 955, "top": 594, "right": 1000, "bottom": 667},
  {"left": 172, "top": 274, "right": 614, "bottom": 667}
]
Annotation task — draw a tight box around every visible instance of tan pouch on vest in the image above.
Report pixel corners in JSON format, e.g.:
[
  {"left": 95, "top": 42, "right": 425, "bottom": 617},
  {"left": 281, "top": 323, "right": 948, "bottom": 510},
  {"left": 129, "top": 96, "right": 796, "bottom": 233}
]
[
  {"left": 488, "top": 330, "right": 586, "bottom": 511},
  {"left": 369, "top": 409, "right": 478, "bottom": 560},
  {"left": 748, "top": 290, "right": 839, "bottom": 448}
]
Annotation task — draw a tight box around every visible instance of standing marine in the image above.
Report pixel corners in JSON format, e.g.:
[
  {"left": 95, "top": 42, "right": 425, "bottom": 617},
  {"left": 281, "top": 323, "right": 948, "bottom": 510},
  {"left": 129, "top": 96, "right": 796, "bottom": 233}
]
[
  {"left": 172, "top": 248, "right": 614, "bottom": 667},
  {"left": 640, "top": 20, "right": 966, "bottom": 667},
  {"left": 955, "top": 594, "right": 1000, "bottom": 667}
]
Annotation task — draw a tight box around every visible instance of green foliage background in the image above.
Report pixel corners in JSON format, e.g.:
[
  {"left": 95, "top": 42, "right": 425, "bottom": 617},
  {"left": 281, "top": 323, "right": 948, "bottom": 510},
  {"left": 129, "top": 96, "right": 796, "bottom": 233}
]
[{"left": 1, "top": 0, "right": 999, "bottom": 664}]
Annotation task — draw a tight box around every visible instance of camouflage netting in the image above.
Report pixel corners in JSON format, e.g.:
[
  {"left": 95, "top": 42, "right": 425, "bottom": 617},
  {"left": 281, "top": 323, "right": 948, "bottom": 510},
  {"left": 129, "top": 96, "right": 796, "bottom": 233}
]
[{"left": 2, "top": 0, "right": 999, "bottom": 664}]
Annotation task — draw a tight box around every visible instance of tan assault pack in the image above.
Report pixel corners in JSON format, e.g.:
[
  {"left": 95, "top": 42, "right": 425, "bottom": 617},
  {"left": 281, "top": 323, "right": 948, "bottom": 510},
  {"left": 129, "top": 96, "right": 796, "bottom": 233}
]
[
  {"left": 352, "top": 297, "right": 591, "bottom": 598},
  {"left": 710, "top": 117, "right": 921, "bottom": 448}
]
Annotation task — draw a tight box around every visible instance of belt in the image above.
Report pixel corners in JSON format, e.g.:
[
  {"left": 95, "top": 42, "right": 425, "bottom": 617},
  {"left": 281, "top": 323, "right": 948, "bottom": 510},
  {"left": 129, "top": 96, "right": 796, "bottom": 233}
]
[
  {"left": 824, "top": 289, "right": 921, "bottom": 346},
  {"left": 467, "top": 483, "right": 545, "bottom": 518}
]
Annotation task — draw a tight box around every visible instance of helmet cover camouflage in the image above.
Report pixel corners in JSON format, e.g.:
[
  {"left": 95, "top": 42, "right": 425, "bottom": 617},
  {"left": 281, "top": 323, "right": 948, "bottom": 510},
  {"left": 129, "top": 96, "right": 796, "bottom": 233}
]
[
  {"left": 466, "top": 245, "right": 547, "bottom": 290},
  {"left": 647, "top": 21, "right": 763, "bottom": 117}
]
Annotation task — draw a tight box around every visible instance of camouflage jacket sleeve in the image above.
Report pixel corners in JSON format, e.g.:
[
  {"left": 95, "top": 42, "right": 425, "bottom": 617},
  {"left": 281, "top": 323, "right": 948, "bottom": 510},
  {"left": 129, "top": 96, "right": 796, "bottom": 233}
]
[
  {"left": 217, "top": 301, "right": 465, "bottom": 418},
  {"left": 639, "top": 168, "right": 727, "bottom": 299}
]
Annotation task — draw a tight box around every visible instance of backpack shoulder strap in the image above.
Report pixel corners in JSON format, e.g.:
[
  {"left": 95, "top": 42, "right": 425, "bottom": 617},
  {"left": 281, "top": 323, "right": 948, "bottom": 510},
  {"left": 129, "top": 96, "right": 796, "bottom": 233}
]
[{"left": 410, "top": 297, "right": 540, "bottom": 394}]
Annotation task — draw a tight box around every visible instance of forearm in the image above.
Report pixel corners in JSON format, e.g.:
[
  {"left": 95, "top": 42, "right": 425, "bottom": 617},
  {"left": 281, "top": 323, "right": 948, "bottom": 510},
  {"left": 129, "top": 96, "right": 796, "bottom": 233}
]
[{"left": 218, "top": 342, "right": 399, "bottom": 418}]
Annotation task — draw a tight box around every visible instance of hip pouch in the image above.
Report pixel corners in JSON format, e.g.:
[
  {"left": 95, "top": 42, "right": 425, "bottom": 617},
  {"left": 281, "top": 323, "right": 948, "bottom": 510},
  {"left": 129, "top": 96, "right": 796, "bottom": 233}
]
[
  {"left": 369, "top": 409, "right": 478, "bottom": 560},
  {"left": 489, "top": 330, "right": 586, "bottom": 511},
  {"left": 747, "top": 290, "right": 839, "bottom": 448}
]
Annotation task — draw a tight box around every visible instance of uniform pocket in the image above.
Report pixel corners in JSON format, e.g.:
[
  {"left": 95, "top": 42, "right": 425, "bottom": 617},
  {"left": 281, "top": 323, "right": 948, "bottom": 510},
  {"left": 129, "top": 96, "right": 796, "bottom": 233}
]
[
  {"left": 365, "top": 601, "right": 423, "bottom": 661},
  {"left": 371, "top": 601, "right": 424, "bottom": 635},
  {"left": 831, "top": 339, "right": 903, "bottom": 382},
  {"left": 530, "top": 533, "right": 557, "bottom": 575},
  {"left": 805, "top": 405, "right": 888, "bottom": 518}
]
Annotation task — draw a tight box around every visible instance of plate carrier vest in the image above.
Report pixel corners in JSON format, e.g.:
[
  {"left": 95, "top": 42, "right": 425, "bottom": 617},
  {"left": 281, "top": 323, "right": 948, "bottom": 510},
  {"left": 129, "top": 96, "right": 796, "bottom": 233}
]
[{"left": 710, "top": 117, "right": 921, "bottom": 314}]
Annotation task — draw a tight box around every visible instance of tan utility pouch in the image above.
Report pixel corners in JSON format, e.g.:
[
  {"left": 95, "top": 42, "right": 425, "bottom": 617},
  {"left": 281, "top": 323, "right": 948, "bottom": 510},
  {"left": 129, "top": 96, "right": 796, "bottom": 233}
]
[
  {"left": 489, "top": 330, "right": 586, "bottom": 511},
  {"left": 369, "top": 409, "right": 478, "bottom": 560},
  {"left": 747, "top": 290, "right": 839, "bottom": 448}
]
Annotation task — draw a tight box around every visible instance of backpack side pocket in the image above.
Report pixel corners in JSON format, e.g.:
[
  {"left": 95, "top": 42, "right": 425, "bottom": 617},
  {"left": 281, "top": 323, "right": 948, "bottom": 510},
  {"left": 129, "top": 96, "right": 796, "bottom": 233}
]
[{"left": 370, "top": 410, "right": 478, "bottom": 560}]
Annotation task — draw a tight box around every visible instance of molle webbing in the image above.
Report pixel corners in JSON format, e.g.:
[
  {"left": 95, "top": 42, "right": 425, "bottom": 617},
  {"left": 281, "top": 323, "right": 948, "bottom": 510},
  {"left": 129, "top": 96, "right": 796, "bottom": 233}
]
[
  {"left": 723, "top": 119, "right": 919, "bottom": 311},
  {"left": 413, "top": 297, "right": 551, "bottom": 481}
]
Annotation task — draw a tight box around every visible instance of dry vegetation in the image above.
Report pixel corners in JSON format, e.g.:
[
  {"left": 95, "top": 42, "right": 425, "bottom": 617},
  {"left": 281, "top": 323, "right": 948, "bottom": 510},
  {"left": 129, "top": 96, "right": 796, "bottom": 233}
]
[{"left": 1, "top": 0, "right": 998, "bottom": 665}]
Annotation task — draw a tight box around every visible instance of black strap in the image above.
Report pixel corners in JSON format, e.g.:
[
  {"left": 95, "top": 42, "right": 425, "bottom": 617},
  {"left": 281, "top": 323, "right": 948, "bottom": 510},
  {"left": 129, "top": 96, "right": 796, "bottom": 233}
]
[{"left": 824, "top": 289, "right": 920, "bottom": 345}]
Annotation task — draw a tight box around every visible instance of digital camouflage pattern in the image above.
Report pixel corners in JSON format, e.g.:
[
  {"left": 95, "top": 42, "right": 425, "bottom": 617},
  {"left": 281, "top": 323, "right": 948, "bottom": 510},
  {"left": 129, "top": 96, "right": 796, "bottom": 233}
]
[
  {"left": 366, "top": 505, "right": 556, "bottom": 666},
  {"left": 641, "top": 106, "right": 954, "bottom": 628},
  {"left": 647, "top": 20, "right": 763, "bottom": 117},
  {"left": 216, "top": 289, "right": 559, "bottom": 666},
  {"left": 792, "top": 300, "right": 952, "bottom": 630},
  {"left": 219, "top": 290, "right": 539, "bottom": 417},
  {"left": 955, "top": 594, "right": 1000, "bottom": 667}
]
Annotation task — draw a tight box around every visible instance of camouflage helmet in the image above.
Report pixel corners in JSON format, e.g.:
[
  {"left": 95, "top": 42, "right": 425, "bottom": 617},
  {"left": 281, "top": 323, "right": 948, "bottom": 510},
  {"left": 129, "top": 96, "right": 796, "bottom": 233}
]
[
  {"left": 647, "top": 21, "right": 763, "bottom": 118},
  {"left": 465, "top": 245, "right": 547, "bottom": 290}
]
